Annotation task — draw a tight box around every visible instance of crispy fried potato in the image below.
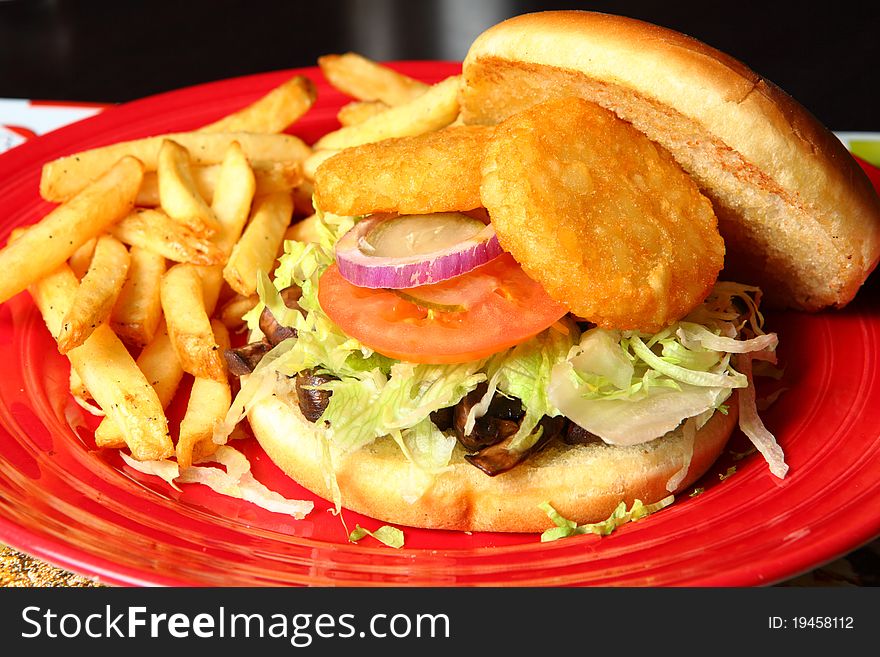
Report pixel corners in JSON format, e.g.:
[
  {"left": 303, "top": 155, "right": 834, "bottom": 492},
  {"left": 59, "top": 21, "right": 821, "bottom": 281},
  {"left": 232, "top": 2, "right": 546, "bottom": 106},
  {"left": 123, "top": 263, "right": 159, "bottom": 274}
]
[
  {"left": 111, "top": 208, "right": 224, "bottom": 265},
  {"left": 284, "top": 214, "right": 321, "bottom": 243},
  {"left": 158, "top": 139, "right": 221, "bottom": 235},
  {"left": 0, "top": 156, "right": 142, "bottom": 304},
  {"left": 314, "top": 125, "right": 490, "bottom": 216},
  {"left": 313, "top": 75, "right": 460, "bottom": 150},
  {"left": 136, "top": 160, "right": 302, "bottom": 207},
  {"left": 30, "top": 265, "right": 172, "bottom": 460},
  {"left": 68, "top": 237, "right": 97, "bottom": 279},
  {"left": 318, "top": 53, "right": 428, "bottom": 105},
  {"left": 94, "top": 321, "right": 184, "bottom": 449},
  {"left": 176, "top": 320, "right": 231, "bottom": 469},
  {"left": 481, "top": 97, "right": 725, "bottom": 332},
  {"left": 57, "top": 234, "right": 131, "bottom": 353},
  {"left": 109, "top": 245, "right": 166, "bottom": 348},
  {"left": 302, "top": 149, "right": 340, "bottom": 182},
  {"left": 161, "top": 263, "right": 225, "bottom": 382},
  {"left": 219, "top": 294, "right": 259, "bottom": 331},
  {"left": 70, "top": 367, "right": 90, "bottom": 400},
  {"left": 337, "top": 100, "right": 389, "bottom": 126},
  {"left": 201, "top": 75, "right": 317, "bottom": 133},
  {"left": 41, "top": 132, "right": 310, "bottom": 202},
  {"left": 223, "top": 191, "right": 293, "bottom": 296},
  {"left": 210, "top": 141, "right": 256, "bottom": 257}
]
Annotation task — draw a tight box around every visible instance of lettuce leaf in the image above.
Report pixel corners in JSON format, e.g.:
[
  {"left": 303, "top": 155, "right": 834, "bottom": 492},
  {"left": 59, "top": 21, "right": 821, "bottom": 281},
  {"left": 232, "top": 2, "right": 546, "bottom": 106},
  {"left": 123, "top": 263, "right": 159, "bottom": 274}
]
[
  {"left": 539, "top": 496, "right": 674, "bottom": 541},
  {"left": 349, "top": 524, "right": 405, "bottom": 548}
]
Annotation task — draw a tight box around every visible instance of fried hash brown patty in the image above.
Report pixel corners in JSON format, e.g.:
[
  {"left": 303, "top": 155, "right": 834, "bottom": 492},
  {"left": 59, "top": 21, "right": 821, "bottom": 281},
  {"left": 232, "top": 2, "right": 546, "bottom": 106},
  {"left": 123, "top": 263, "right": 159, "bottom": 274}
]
[
  {"left": 481, "top": 97, "right": 725, "bottom": 332},
  {"left": 314, "top": 125, "right": 492, "bottom": 216}
]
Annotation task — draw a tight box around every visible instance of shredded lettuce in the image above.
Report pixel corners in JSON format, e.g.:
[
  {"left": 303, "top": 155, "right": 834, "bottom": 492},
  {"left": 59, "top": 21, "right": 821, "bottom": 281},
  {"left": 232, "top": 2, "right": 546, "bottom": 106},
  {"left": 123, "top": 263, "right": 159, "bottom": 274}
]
[
  {"left": 349, "top": 524, "right": 405, "bottom": 548},
  {"left": 538, "top": 496, "right": 675, "bottom": 542},
  {"left": 489, "top": 320, "right": 579, "bottom": 451},
  {"left": 121, "top": 445, "right": 314, "bottom": 519},
  {"left": 319, "top": 361, "right": 486, "bottom": 453}
]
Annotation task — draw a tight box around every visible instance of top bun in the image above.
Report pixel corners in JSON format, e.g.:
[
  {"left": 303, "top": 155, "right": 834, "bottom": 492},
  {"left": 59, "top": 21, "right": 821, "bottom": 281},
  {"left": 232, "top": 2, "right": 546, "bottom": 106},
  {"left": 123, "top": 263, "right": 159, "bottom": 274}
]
[{"left": 461, "top": 11, "right": 880, "bottom": 311}]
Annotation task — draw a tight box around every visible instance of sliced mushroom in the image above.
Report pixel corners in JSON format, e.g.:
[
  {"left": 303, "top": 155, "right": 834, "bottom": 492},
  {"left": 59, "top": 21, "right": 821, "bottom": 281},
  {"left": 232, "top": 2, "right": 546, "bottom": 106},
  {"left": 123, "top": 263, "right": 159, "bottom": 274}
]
[
  {"left": 465, "top": 415, "right": 565, "bottom": 476},
  {"left": 224, "top": 340, "right": 273, "bottom": 377},
  {"left": 452, "top": 384, "right": 525, "bottom": 451},
  {"left": 259, "top": 285, "right": 303, "bottom": 346},
  {"left": 295, "top": 369, "right": 337, "bottom": 422}
]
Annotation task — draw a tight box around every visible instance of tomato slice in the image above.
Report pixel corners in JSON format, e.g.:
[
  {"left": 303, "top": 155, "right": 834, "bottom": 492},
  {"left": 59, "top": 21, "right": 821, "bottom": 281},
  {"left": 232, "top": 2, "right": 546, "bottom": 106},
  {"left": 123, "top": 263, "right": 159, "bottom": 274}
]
[{"left": 318, "top": 253, "right": 569, "bottom": 363}]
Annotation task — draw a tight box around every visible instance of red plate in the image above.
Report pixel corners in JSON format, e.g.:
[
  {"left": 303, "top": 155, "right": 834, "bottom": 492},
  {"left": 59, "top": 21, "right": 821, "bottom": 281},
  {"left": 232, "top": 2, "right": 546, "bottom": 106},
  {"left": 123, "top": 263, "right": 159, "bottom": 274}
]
[{"left": 1, "top": 63, "right": 879, "bottom": 586}]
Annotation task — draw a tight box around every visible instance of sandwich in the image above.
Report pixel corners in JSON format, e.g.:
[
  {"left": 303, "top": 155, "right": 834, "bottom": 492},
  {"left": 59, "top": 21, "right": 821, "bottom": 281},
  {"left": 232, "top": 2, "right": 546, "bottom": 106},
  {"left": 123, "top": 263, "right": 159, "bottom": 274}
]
[{"left": 222, "top": 11, "right": 880, "bottom": 533}]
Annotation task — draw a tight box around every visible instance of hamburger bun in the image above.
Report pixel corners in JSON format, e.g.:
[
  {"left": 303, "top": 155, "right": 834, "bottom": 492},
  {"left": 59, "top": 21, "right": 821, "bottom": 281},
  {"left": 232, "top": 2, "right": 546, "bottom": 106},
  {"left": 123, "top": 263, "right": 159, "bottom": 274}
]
[
  {"left": 250, "top": 391, "right": 737, "bottom": 532},
  {"left": 460, "top": 10, "right": 880, "bottom": 311}
]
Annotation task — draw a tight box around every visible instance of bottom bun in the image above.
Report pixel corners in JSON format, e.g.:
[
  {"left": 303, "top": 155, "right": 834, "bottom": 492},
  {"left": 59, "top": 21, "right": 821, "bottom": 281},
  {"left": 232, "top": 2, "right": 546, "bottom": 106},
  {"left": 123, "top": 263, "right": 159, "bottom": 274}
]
[{"left": 248, "top": 393, "right": 738, "bottom": 533}]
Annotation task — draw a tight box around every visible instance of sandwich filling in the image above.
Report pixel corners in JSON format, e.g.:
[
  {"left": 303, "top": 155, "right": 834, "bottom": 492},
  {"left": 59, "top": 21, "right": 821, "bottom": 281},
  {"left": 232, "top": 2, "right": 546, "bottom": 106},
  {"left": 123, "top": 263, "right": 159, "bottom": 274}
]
[{"left": 219, "top": 210, "right": 787, "bottom": 496}]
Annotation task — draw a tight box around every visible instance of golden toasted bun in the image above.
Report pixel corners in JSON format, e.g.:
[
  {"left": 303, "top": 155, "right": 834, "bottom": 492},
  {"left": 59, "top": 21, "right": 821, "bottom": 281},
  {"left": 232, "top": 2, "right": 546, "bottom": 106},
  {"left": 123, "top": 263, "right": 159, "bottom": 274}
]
[
  {"left": 249, "top": 392, "right": 737, "bottom": 532},
  {"left": 461, "top": 11, "right": 880, "bottom": 311}
]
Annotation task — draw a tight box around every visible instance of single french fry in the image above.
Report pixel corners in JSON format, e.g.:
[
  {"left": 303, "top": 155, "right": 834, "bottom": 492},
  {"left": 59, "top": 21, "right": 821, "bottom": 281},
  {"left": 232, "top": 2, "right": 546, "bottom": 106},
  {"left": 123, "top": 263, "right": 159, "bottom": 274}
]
[
  {"left": 70, "top": 367, "right": 90, "bottom": 400},
  {"left": 94, "top": 321, "right": 184, "bottom": 449},
  {"left": 284, "top": 213, "right": 321, "bottom": 243},
  {"left": 0, "top": 156, "right": 142, "bottom": 304},
  {"left": 57, "top": 234, "right": 131, "bottom": 353},
  {"left": 314, "top": 75, "right": 460, "bottom": 150},
  {"left": 219, "top": 294, "right": 259, "bottom": 331},
  {"left": 337, "top": 100, "right": 390, "bottom": 126},
  {"left": 318, "top": 53, "right": 428, "bottom": 105},
  {"left": 161, "top": 263, "right": 225, "bottom": 382},
  {"left": 41, "top": 132, "right": 311, "bottom": 202},
  {"left": 303, "top": 149, "right": 340, "bottom": 182},
  {"left": 201, "top": 75, "right": 317, "bottom": 133},
  {"left": 158, "top": 139, "right": 221, "bottom": 235},
  {"left": 109, "top": 245, "right": 166, "bottom": 348},
  {"left": 69, "top": 237, "right": 97, "bottom": 279},
  {"left": 30, "top": 265, "right": 172, "bottom": 461},
  {"left": 111, "top": 208, "right": 224, "bottom": 265},
  {"left": 176, "top": 320, "right": 232, "bottom": 469},
  {"left": 211, "top": 142, "right": 256, "bottom": 257},
  {"left": 223, "top": 192, "right": 294, "bottom": 296},
  {"left": 135, "top": 160, "right": 302, "bottom": 207}
]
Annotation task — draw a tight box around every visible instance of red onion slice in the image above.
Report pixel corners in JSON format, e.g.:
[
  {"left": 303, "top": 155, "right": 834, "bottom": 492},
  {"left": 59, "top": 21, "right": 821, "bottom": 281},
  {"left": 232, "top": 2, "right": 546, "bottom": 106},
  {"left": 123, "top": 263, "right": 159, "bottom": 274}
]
[{"left": 335, "top": 212, "right": 503, "bottom": 289}]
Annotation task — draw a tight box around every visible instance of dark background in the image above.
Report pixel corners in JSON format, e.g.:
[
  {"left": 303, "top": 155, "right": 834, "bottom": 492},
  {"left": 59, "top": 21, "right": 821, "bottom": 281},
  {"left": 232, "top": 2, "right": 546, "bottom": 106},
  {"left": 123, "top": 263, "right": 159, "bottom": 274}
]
[{"left": 0, "top": 0, "right": 878, "bottom": 131}]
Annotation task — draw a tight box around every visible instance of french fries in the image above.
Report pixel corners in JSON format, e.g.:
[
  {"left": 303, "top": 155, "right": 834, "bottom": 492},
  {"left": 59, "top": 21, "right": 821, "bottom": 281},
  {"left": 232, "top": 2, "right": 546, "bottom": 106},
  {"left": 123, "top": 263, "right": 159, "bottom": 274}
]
[
  {"left": 41, "top": 132, "right": 311, "bottom": 202},
  {"left": 223, "top": 191, "right": 294, "bottom": 296},
  {"left": 219, "top": 294, "right": 259, "bottom": 330},
  {"left": 57, "top": 234, "right": 131, "bottom": 354},
  {"left": 313, "top": 75, "right": 460, "bottom": 150},
  {"left": 8, "top": 54, "right": 468, "bottom": 484},
  {"left": 303, "top": 149, "right": 340, "bottom": 182},
  {"left": 0, "top": 156, "right": 142, "bottom": 304},
  {"left": 94, "top": 321, "right": 184, "bottom": 449},
  {"left": 210, "top": 141, "right": 256, "bottom": 257},
  {"left": 318, "top": 53, "right": 428, "bottom": 105},
  {"left": 337, "top": 100, "right": 390, "bottom": 126},
  {"left": 30, "top": 265, "right": 172, "bottom": 461},
  {"left": 158, "top": 139, "right": 221, "bottom": 235},
  {"left": 136, "top": 160, "right": 302, "bottom": 207},
  {"left": 176, "top": 320, "right": 232, "bottom": 469},
  {"left": 161, "top": 263, "right": 226, "bottom": 382},
  {"left": 111, "top": 208, "right": 224, "bottom": 265},
  {"left": 285, "top": 214, "right": 322, "bottom": 243},
  {"left": 109, "top": 245, "right": 166, "bottom": 348},
  {"left": 68, "top": 237, "right": 97, "bottom": 279},
  {"left": 201, "top": 75, "right": 317, "bottom": 133}
]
